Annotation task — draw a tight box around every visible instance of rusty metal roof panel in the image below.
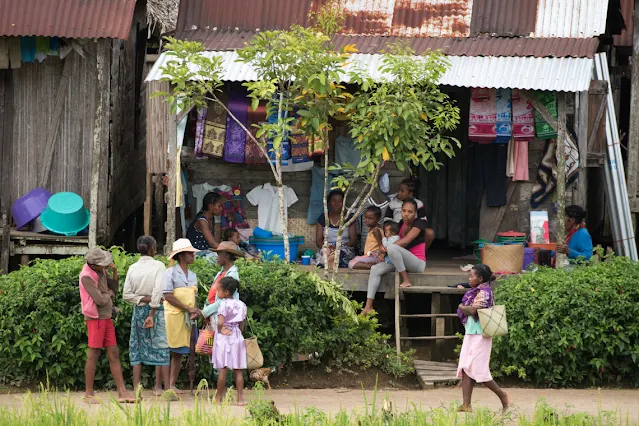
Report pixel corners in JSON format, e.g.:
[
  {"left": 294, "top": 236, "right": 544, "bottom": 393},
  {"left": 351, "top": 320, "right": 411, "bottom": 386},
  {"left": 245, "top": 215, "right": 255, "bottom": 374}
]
[
  {"left": 173, "top": 29, "right": 600, "bottom": 58},
  {"left": 177, "top": 0, "right": 474, "bottom": 37},
  {"left": 613, "top": 0, "right": 633, "bottom": 46},
  {"left": 0, "top": 0, "right": 136, "bottom": 39},
  {"left": 534, "top": 0, "right": 609, "bottom": 38},
  {"left": 470, "top": 0, "right": 538, "bottom": 36},
  {"left": 146, "top": 50, "right": 593, "bottom": 92}
]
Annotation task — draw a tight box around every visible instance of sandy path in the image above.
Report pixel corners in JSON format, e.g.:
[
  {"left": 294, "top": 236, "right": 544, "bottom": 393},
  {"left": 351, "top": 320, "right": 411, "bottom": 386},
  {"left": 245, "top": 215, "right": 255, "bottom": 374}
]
[{"left": 1, "top": 388, "right": 638, "bottom": 420}]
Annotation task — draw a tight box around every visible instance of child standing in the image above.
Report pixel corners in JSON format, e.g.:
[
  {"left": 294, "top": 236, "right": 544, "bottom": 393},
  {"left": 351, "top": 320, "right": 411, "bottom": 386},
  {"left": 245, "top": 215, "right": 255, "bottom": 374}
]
[
  {"left": 348, "top": 206, "right": 384, "bottom": 270},
  {"left": 213, "top": 277, "right": 247, "bottom": 406}
]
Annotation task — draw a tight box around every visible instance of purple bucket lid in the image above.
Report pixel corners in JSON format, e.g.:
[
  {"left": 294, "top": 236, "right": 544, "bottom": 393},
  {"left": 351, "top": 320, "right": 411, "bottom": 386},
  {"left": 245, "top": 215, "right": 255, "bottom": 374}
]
[{"left": 11, "top": 188, "right": 52, "bottom": 230}]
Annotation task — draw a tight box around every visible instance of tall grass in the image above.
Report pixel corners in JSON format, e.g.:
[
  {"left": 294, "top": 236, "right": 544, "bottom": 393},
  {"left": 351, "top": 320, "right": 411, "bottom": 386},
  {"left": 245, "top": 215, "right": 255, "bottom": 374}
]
[{"left": 0, "top": 382, "right": 634, "bottom": 425}]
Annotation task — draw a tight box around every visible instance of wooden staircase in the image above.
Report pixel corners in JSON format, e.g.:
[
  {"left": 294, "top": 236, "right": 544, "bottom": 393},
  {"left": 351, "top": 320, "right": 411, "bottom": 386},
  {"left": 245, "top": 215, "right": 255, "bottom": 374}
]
[{"left": 393, "top": 273, "right": 469, "bottom": 388}]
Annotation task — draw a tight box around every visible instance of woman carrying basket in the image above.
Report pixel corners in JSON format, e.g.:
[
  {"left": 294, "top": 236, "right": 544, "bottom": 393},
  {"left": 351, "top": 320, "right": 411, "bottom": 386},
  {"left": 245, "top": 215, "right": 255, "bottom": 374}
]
[{"left": 456, "top": 264, "right": 509, "bottom": 413}]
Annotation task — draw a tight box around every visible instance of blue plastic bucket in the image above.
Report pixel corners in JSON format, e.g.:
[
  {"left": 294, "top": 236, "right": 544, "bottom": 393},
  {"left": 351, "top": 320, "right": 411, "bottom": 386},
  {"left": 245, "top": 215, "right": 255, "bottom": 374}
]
[{"left": 249, "top": 236, "right": 305, "bottom": 261}]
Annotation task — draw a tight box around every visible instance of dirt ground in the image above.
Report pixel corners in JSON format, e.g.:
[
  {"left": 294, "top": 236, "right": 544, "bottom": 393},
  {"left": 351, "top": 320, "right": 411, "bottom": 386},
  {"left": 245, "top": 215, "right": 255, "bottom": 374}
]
[{"left": 1, "top": 388, "right": 638, "bottom": 420}]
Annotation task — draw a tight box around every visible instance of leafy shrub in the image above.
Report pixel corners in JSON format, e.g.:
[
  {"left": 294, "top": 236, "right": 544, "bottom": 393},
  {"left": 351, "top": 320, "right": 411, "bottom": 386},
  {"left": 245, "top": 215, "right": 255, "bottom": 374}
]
[
  {"left": 491, "top": 257, "right": 639, "bottom": 386},
  {"left": 0, "top": 251, "right": 411, "bottom": 389}
]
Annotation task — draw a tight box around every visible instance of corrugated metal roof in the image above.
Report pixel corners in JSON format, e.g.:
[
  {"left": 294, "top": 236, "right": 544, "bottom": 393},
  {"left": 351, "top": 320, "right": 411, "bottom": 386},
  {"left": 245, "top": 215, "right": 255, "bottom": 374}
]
[
  {"left": 534, "top": 0, "right": 609, "bottom": 38},
  {"left": 146, "top": 51, "right": 593, "bottom": 92},
  {"left": 613, "top": 0, "right": 633, "bottom": 47},
  {"left": 177, "top": 0, "right": 474, "bottom": 37},
  {"left": 176, "top": 0, "right": 609, "bottom": 39},
  {"left": 0, "top": 0, "right": 136, "bottom": 39},
  {"left": 470, "top": 0, "right": 538, "bottom": 36},
  {"left": 174, "top": 29, "right": 599, "bottom": 58}
]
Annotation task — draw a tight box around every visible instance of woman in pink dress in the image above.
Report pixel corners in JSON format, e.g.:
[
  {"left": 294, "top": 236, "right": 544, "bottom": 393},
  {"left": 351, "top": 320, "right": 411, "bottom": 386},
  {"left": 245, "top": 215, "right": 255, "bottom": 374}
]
[
  {"left": 456, "top": 264, "right": 509, "bottom": 413},
  {"left": 213, "top": 277, "right": 247, "bottom": 405}
]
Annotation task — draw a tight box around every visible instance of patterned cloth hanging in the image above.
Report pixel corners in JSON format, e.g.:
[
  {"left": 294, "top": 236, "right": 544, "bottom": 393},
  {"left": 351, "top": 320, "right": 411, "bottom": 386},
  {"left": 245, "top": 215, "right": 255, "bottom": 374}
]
[
  {"left": 468, "top": 88, "right": 497, "bottom": 143},
  {"left": 531, "top": 135, "right": 580, "bottom": 208},
  {"left": 223, "top": 88, "right": 249, "bottom": 163},
  {"left": 201, "top": 93, "right": 228, "bottom": 158},
  {"left": 244, "top": 104, "right": 267, "bottom": 164},
  {"left": 495, "top": 88, "right": 512, "bottom": 144},
  {"left": 511, "top": 89, "right": 535, "bottom": 140},
  {"left": 533, "top": 92, "right": 558, "bottom": 140}
]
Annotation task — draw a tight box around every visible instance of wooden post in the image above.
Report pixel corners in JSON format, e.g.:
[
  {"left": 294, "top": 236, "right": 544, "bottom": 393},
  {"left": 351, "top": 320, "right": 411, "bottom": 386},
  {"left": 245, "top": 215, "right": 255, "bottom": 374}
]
[
  {"left": 143, "top": 172, "right": 152, "bottom": 236},
  {"left": 165, "top": 111, "right": 177, "bottom": 254},
  {"left": 430, "top": 292, "right": 442, "bottom": 361},
  {"left": 626, "top": 0, "right": 639, "bottom": 224},
  {"left": 0, "top": 71, "right": 10, "bottom": 273},
  {"left": 556, "top": 92, "right": 567, "bottom": 266},
  {"left": 89, "top": 41, "right": 109, "bottom": 249},
  {"left": 394, "top": 272, "right": 401, "bottom": 355},
  {"left": 575, "top": 91, "right": 589, "bottom": 208}
]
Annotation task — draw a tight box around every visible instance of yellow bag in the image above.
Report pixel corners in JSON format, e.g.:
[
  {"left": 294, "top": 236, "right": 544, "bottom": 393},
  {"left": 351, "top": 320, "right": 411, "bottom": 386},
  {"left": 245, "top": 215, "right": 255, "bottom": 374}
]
[{"left": 478, "top": 305, "right": 508, "bottom": 338}]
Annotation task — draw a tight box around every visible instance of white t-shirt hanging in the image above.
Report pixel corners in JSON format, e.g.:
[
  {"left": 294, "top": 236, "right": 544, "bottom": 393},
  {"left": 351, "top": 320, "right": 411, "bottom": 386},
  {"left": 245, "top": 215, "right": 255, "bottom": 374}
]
[{"left": 247, "top": 183, "right": 298, "bottom": 234}]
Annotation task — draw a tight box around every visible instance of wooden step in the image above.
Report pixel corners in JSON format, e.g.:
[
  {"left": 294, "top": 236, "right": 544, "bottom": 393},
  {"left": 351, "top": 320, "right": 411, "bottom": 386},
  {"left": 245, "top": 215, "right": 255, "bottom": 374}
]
[
  {"left": 399, "top": 286, "right": 468, "bottom": 294},
  {"left": 400, "top": 335, "right": 460, "bottom": 340},
  {"left": 399, "top": 313, "right": 458, "bottom": 318},
  {"left": 413, "top": 360, "right": 460, "bottom": 388}
]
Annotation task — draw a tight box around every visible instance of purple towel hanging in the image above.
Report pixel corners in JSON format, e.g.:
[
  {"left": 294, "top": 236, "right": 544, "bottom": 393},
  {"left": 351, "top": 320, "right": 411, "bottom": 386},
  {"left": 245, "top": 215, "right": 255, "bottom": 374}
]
[{"left": 223, "top": 88, "right": 249, "bottom": 163}]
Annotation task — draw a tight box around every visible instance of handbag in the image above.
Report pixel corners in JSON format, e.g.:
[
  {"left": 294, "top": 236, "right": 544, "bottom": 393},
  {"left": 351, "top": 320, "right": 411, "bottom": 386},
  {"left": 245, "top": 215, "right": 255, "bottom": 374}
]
[
  {"left": 478, "top": 305, "right": 508, "bottom": 338},
  {"left": 195, "top": 322, "right": 215, "bottom": 355},
  {"left": 245, "top": 319, "right": 264, "bottom": 370}
]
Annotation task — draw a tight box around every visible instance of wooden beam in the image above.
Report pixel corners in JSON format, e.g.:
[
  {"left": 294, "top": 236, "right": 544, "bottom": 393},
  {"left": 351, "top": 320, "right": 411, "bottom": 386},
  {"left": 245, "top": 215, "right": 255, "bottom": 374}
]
[
  {"left": 39, "top": 55, "right": 74, "bottom": 188},
  {"left": 89, "top": 41, "right": 110, "bottom": 248},
  {"left": 520, "top": 90, "right": 578, "bottom": 149},
  {"left": 0, "top": 70, "right": 10, "bottom": 273},
  {"left": 555, "top": 93, "right": 567, "bottom": 266},
  {"left": 394, "top": 272, "right": 400, "bottom": 355},
  {"left": 575, "top": 91, "right": 588, "bottom": 207},
  {"left": 165, "top": 110, "right": 177, "bottom": 254},
  {"left": 627, "top": 0, "right": 639, "bottom": 210},
  {"left": 144, "top": 172, "right": 152, "bottom": 236}
]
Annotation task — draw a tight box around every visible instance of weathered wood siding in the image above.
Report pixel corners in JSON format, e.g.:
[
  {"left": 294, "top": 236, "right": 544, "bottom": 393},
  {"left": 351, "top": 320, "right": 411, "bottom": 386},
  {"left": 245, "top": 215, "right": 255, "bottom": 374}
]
[
  {"left": 146, "top": 80, "right": 169, "bottom": 174},
  {"left": 0, "top": 45, "right": 110, "bottom": 240},
  {"left": 108, "top": 10, "right": 147, "bottom": 239}
]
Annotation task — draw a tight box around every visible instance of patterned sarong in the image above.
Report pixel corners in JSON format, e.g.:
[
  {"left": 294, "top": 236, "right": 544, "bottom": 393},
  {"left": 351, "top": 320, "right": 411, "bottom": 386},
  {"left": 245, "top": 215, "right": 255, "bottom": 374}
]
[{"left": 129, "top": 305, "right": 170, "bottom": 366}]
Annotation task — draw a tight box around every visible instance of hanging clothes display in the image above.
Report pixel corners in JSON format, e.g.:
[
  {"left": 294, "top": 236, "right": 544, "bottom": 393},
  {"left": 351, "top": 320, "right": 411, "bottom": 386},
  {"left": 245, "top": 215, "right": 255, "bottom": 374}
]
[
  {"left": 468, "top": 88, "right": 497, "bottom": 143},
  {"left": 20, "top": 36, "right": 36, "bottom": 63},
  {"left": 531, "top": 136, "right": 580, "bottom": 207},
  {"left": 194, "top": 107, "right": 207, "bottom": 158},
  {"left": 223, "top": 88, "right": 249, "bottom": 163},
  {"left": 201, "top": 93, "right": 228, "bottom": 158},
  {"left": 247, "top": 183, "right": 298, "bottom": 234},
  {"left": 216, "top": 186, "right": 249, "bottom": 230},
  {"left": 511, "top": 89, "right": 535, "bottom": 140},
  {"left": 335, "top": 136, "right": 361, "bottom": 166},
  {"left": 290, "top": 132, "right": 311, "bottom": 163},
  {"left": 533, "top": 92, "right": 558, "bottom": 140},
  {"left": 495, "top": 89, "right": 512, "bottom": 143},
  {"left": 245, "top": 103, "right": 268, "bottom": 165}
]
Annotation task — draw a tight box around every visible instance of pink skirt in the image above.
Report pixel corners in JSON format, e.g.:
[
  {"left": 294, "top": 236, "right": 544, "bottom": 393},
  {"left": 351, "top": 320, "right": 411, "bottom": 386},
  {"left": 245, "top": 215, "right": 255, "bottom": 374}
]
[{"left": 457, "top": 334, "right": 493, "bottom": 383}]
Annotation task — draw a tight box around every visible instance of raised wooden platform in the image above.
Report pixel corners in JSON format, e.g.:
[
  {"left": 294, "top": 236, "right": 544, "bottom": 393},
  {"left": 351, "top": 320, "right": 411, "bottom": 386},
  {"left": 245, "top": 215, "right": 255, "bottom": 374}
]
[
  {"left": 9, "top": 230, "right": 89, "bottom": 260},
  {"left": 298, "top": 258, "right": 470, "bottom": 298},
  {"left": 413, "top": 360, "right": 460, "bottom": 388}
]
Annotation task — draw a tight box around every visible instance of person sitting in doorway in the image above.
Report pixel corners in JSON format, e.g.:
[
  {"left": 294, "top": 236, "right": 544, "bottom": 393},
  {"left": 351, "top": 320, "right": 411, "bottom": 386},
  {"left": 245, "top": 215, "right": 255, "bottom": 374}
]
[
  {"left": 316, "top": 190, "right": 358, "bottom": 268},
  {"left": 362, "top": 199, "right": 427, "bottom": 316},
  {"left": 186, "top": 192, "right": 224, "bottom": 260},
  {"left": 556, "top": 205, "right": 593, "bottom": 262}
]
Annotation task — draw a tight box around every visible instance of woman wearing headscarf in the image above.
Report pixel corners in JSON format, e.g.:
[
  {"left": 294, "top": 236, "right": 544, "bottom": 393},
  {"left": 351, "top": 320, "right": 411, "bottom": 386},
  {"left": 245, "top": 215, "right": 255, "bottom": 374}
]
[
  {"left": 162, "top": 238, "right": 201, "bottom": 393},
  {"left": 122, "top": 236, "right": 169, "bottom": 395},
  {"left": 556, "top": 205, "right": 593, "bottom": 261},
  {"left": 456, "top": 264, "right": 509, "bottom": 413}
]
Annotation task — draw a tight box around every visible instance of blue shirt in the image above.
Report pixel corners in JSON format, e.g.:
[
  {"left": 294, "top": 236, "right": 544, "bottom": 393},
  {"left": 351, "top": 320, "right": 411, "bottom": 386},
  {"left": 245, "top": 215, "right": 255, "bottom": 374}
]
[
  {"left": 162, "top": 265, "right": 198, "bottom": 293},
  {"left": 567, "top": 228, "right": 593, "bottom": 261}
]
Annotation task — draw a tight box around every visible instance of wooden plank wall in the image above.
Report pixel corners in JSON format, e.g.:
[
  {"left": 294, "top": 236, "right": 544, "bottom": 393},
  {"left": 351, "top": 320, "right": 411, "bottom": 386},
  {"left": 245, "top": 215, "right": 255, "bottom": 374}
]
[
  {"left": 2, "top": 45, "right": 111, "bottom": 240},
  {"left": 146, "top": 80, "right": 169, "bottom": 174},
  {"left": 107, "top": 10, "right": 147, "bottom": 240}
]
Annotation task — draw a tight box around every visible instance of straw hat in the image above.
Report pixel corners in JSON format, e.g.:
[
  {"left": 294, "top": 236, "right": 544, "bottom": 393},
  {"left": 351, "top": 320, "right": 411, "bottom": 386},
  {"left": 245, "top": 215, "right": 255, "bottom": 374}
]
[
  {"left": 211, "top": 241, "right": 245, "bottom": 258},
  {"left": 169, "top": 238, "right": 200, "bottom": 259}
]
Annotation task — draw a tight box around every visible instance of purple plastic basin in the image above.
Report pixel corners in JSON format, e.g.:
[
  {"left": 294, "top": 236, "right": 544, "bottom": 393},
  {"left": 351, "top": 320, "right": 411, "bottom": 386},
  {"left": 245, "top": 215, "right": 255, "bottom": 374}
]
[{"left": 11, "top": 188, "right": 52, "bottom": 230}]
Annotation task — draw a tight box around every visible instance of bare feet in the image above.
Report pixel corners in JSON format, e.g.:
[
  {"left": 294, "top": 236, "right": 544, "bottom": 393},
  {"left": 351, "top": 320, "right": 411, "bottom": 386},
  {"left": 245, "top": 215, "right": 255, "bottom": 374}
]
[
  {"left": 170, "top": 387, "right": 188, "bottom": 394},
  {"left": 117, "top": 394, "right": 137, "bottom": 404},
  {"left": 236, "top": 400, "right": 246, "bottom": 406},
  {"left": 501, "top": 392, "right": 510, "bottom": 413},
  {"left": 399, "top": 282, "right": 412, "bottom": 288},
  {"left": 152, "top": 388, "right": 163, "bottom": 397},
  {"left": 83, "top": 395, "right": 101, "bottom": 405},
  {"left": 457, "top": 405, "right": 472, "bottom": 412}
]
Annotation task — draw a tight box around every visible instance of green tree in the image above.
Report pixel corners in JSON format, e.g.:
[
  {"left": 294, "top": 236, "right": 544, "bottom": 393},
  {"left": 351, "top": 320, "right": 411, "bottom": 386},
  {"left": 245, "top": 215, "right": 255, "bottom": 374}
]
[{"left": 320, "top": 43, "right": 461, "bottom": 272}]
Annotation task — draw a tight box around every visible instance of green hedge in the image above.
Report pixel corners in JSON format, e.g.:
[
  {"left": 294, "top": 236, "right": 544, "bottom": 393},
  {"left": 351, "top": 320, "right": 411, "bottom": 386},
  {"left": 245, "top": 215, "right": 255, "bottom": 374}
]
[
  {"left": 491, "top": 257, "right": 639, "bottom": 387},
  {"left": 0, "top": 249, "right": 412, "bottom": 389}
]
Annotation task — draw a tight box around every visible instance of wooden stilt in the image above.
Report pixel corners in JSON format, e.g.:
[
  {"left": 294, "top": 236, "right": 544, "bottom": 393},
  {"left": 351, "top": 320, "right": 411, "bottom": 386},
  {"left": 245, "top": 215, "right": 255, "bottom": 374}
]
[{"left": 144, "top": 172, "right": 152, "bottom": 236}]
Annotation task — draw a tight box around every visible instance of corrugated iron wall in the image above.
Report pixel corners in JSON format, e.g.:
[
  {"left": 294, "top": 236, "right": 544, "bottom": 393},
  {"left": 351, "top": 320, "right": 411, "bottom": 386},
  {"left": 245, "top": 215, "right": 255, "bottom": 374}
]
[
  {"left": 470, "top": 0, "right": 538, "bottom": 36},
  {"left": 535, "top": 0, "right": 609, "bottom": 38}
]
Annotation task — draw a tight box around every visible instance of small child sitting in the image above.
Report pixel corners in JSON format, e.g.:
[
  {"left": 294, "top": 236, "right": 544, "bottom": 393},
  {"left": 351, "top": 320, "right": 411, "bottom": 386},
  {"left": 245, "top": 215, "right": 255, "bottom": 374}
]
[
  {"left": 382, "top": 221, "right": 401, "bottom": 264},
  {"left": 348, "top": 206, "right": 384, "bottom": 270},
  {"left": 223, "top": 228, "right": 255, "bottom": 259}
]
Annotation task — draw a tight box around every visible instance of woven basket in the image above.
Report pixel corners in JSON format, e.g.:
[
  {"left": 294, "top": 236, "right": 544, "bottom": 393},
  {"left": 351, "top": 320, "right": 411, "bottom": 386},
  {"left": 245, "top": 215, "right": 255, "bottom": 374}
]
[{"left": 481, "top": 244, "right": 524, "bottom": 274}]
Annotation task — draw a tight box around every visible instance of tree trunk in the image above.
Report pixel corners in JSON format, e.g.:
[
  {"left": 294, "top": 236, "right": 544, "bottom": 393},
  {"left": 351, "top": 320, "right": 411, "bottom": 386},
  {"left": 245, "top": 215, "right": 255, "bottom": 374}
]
[
  {"left": 276, "top": 93, "right": 290, "bottom": 262},
  {"left": 556, "top": 92, "right": 567, "bottom": 267},
  {"left": 322, "top": 131, "right": 330, "bottom": 272}
]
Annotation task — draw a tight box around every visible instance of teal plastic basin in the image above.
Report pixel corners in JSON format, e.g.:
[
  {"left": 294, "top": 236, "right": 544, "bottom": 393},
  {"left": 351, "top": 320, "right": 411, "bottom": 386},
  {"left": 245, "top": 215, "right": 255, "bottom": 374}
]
[{"left": 40, "top": 192, "right": 90, "bottom": 236}]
